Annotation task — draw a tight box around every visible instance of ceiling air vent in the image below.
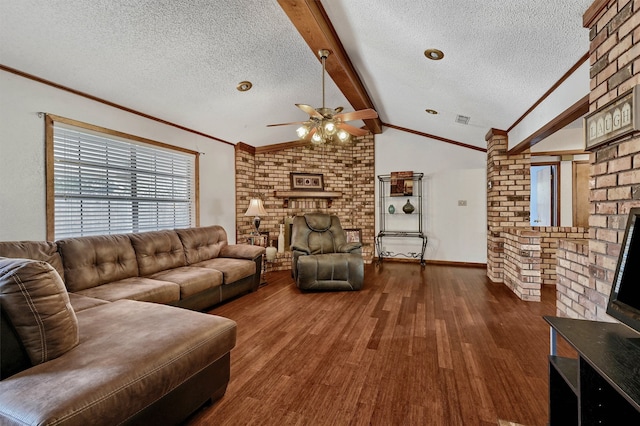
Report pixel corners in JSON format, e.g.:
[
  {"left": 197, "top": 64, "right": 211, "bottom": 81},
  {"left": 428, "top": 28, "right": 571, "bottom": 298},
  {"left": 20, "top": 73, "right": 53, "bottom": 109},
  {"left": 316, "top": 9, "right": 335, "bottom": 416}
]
[{"left": 455, "top": 115, "right": 470, "bottom": 125}]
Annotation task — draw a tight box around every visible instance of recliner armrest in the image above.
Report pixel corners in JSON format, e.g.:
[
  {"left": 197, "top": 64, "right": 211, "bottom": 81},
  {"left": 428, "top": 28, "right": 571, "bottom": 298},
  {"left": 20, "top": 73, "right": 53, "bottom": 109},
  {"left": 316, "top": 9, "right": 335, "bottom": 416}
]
[
  {"left": 337, "top": 242, "right": 362, "bottom": 253},
  {"left": 291, "top": 245, "right": 310, "bottom": 255}
]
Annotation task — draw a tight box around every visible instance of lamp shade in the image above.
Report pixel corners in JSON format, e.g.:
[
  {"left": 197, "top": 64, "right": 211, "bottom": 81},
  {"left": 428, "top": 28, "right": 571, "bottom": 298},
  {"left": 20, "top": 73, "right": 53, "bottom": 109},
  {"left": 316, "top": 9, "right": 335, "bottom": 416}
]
[{"left": 244, "top": 198, "right": 267, "bottom": 217}]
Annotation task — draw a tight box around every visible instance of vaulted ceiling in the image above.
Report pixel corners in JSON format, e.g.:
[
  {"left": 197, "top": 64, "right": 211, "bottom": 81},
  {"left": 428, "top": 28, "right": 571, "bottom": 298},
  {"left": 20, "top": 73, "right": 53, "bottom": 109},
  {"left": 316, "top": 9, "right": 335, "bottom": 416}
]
[{"left": 0, "top": 0, "right": 593, "bottom": 150}]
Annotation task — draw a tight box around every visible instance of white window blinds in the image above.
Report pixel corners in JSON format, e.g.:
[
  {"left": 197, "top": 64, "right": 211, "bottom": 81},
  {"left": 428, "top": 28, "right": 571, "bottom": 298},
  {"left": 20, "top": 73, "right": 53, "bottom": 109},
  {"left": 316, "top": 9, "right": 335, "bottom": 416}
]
[{"left": 53, "top": 125, "right": 194, "bottom": 239}]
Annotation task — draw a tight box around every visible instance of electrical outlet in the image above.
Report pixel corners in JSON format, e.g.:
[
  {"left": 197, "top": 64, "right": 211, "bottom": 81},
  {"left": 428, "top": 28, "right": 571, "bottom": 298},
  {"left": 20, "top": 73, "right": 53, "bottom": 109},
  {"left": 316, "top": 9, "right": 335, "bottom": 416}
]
[{"left": 458, "top": 200, "right": 467, "bottom": 206}]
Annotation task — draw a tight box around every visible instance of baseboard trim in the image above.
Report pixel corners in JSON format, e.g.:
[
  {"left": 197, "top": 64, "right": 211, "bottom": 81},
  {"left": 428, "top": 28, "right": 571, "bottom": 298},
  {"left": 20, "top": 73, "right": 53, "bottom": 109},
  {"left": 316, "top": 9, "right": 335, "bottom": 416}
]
[{"left": 375, "top": 257, "right": 486, "bottom": 268}]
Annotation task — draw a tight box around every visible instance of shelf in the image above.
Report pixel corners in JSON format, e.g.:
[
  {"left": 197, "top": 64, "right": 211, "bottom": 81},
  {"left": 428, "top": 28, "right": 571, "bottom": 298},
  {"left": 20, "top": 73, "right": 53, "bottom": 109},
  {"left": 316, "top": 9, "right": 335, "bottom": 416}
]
[
  {"left": 549, "top": 355, "right": 578, "bottom": 395},
  {"left": 377, "top": 173, "right": 426, "bottom": 266},
  {"left": 274, "top": 190, "right": 342, "bottom": 208},
  {"left": 545, "top": 316, "right": 640, "bottom": 423}
]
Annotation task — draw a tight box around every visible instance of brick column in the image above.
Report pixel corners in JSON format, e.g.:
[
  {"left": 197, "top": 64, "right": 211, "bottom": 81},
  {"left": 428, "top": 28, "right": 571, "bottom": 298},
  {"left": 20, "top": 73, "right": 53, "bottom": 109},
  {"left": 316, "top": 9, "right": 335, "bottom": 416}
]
[
  {"left": 583, "top": 0, "right": 640, "bottom": 318},
  {"left": 486, "top": 128, "right": 532, "bottom": 282},
  {"left": 503, "top": 228, "right": 541, "bottom": 301}
]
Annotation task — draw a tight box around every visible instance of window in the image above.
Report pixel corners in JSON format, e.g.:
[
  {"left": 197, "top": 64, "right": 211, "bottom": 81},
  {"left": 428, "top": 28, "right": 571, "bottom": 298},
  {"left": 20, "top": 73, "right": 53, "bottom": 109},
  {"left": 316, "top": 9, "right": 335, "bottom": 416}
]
[{"left": 46, "top": 115, "right": 199, "bottom": 240}]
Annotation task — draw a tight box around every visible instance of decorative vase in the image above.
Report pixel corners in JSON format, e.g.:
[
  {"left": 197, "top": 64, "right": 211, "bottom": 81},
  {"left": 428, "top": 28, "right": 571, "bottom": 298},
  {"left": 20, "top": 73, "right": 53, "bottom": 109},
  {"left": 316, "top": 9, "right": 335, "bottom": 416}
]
[
  {"left": 388, "top": 204, "right": 395, "bottom": 214},
  {"left": 402, "top": 199, "right": 415, "bottom": 214},
  {"left": 278, "top": 224, "right": 285, "bottom": 253},
  {"left": 266, "top": 245, "right": 277, "bottom": 262}
]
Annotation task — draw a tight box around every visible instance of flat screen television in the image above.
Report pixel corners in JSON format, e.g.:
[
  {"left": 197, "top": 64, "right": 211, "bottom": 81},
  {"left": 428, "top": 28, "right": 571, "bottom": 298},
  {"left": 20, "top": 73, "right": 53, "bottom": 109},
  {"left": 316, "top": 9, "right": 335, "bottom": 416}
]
[{"left": 607, "top": 207, "right": 640, "bottom": 333}]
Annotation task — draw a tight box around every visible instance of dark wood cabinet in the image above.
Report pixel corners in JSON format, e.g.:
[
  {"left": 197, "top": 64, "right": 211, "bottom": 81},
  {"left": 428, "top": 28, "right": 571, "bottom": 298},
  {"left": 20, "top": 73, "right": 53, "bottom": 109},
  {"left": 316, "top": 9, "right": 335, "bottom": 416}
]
[{"left": 545, "top": 316, "right": 640, "bottom": 425}]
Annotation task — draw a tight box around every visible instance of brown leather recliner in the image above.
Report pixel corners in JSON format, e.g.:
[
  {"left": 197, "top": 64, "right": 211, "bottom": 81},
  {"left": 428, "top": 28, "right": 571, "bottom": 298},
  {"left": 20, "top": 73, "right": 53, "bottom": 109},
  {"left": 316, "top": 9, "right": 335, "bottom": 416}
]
[{"left": 290, "top": 213, "right": 364, "bottom": 291}]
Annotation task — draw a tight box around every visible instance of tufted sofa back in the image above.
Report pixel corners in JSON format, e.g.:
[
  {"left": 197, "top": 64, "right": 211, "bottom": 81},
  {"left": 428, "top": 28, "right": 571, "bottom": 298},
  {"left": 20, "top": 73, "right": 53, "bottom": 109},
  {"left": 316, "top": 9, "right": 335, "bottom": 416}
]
[
  {"left": 177, "top": 226, "right": 228, "bottom": 264},
  {"left": 0, "top": 241, "right": 65, "bottom": 282},
  {"left": 129, "top": 230, "right": 186, "bottom": 276},
  {"left": 57, "top": 234, "right": 139, "bottom": 292}
]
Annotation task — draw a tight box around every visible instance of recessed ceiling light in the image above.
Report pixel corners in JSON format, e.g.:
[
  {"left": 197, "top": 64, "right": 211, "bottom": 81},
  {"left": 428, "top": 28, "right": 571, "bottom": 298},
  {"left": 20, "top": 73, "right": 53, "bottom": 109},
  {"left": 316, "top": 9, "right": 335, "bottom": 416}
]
[
  {"left": 425, "top": 109, "right": 438, "bottom": 115},
  {"left": 236, "top": 81, "right": 252, "bottom": 91},
  {"left": 424, "top": 49, "right": 444, "bottom": 60}
]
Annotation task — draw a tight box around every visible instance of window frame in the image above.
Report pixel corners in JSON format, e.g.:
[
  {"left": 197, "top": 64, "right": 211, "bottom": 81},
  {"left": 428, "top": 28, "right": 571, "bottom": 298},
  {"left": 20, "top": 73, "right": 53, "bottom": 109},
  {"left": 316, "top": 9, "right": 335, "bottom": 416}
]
[{"left": 45, "top": 114, "right": 200, "bottom": 240}]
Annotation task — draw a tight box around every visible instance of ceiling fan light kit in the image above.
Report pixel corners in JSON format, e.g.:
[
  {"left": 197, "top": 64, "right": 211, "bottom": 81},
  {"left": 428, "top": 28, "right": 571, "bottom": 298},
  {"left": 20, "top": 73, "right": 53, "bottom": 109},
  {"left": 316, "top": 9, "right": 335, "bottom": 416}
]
[{"left": 268, "top": 49, "right": 378, "bottom": 145}]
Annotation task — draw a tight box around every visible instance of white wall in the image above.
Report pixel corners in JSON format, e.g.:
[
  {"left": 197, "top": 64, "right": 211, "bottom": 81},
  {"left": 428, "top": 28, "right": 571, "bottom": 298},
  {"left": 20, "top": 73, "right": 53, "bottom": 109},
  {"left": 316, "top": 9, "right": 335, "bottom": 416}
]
[
  {"left": 0, "top": 71, "right": 237, "bottom": 241},
  {"left": 375, "top": 128, "right": 487, "bottom": 263},
  {"left": 508, "top": 61, "right": 589, "bottom": 150}
]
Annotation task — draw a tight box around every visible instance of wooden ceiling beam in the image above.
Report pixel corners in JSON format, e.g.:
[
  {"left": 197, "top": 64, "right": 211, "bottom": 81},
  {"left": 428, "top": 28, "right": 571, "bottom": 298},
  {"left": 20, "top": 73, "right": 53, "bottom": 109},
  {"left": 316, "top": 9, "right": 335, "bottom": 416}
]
[{"left": 278, "top": 0, "right": 382, "bottom": 134}]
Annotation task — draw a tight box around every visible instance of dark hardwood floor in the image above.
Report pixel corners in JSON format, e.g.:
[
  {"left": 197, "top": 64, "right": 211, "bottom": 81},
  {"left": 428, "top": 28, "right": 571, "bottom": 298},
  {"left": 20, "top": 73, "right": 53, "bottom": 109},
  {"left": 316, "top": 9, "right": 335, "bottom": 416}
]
[{"left": 186, "top": 263, "right": 574, "bottom": 426}]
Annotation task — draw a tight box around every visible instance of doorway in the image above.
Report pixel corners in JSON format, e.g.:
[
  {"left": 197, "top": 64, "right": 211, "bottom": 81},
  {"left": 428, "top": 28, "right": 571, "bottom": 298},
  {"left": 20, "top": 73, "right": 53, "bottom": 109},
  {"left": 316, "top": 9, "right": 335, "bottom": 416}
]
[
  {"left": 530, "top": 163, "right": 559, "bottom": 226},
  {"left": 572, "top": 161, "right": 590, "bottom": 227}
]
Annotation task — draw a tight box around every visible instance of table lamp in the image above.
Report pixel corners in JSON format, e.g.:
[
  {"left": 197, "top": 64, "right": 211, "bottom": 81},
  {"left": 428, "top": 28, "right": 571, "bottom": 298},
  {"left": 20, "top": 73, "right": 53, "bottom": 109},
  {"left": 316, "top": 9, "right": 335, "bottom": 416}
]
[{"left": 244, "top": 198, "right": 267, "bottom": 235}]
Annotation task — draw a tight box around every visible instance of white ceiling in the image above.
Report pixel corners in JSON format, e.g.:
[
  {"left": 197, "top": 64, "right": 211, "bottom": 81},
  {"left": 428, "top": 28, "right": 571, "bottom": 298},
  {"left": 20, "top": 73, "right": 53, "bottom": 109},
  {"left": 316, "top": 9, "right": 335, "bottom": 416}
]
[{"left": 0, "top": 0, "right": 593, "bottom": 149}]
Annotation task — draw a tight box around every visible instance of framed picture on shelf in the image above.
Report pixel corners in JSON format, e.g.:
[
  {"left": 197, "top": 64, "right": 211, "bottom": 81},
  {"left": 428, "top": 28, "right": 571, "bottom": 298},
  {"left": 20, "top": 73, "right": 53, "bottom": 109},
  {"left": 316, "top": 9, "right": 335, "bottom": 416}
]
[
  {"left": 290, "top": 172, "right": 324, "bottom": 191},
  {"left": 344, "top": 228, "right": 362, "bottom": 244},
  {"left": 390, "top": 170, "right": 414, "bottom": 196}
]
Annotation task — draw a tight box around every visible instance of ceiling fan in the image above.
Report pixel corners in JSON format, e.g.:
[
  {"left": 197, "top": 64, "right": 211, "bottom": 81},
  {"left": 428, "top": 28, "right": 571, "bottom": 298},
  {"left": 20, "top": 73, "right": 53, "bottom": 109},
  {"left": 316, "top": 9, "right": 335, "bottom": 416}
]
[{"left": 267, "top": 49, "right": 378, "bottom": 144}]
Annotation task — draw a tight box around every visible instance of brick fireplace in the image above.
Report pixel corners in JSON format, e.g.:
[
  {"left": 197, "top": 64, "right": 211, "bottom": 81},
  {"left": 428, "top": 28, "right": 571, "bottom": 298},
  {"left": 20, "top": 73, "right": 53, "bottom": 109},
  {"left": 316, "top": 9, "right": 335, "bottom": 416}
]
[{"left": 235, "top": 136, "right": 375, "bottom": 271}]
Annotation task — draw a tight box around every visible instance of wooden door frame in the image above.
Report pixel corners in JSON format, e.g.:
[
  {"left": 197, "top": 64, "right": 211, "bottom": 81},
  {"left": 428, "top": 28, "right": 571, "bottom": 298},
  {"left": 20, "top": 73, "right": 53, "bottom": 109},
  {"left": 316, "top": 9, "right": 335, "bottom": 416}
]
[
  {"left": 572, "top": 160, "right": 590, "bottom": 227},
  {"left": 531, "top": 162, "right": 560, "bottom": 226}
]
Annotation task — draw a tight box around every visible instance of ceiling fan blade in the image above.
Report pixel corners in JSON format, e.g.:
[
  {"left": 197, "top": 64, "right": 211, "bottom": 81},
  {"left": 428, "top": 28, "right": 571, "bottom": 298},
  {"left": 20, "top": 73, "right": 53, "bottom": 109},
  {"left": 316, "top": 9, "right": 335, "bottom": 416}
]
[
  {"left": 296, "top": 104, "right": 324, "bottom": 119},
  {"left": 267, "top": 121, "right": 307, "bottom": 127},
  {"left": 338, "top": 123, "right": 369, "bottom": 137},
  {"left": 334, "top": 108, "right": 378, "bottom": 122}
]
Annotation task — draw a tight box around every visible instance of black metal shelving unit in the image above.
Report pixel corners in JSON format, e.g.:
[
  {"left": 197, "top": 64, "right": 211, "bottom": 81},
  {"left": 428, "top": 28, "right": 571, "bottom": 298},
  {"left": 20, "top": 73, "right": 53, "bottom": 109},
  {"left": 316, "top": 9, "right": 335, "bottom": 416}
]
[{"left": 376, "top": 173, "right": 427, "bottom": 266}]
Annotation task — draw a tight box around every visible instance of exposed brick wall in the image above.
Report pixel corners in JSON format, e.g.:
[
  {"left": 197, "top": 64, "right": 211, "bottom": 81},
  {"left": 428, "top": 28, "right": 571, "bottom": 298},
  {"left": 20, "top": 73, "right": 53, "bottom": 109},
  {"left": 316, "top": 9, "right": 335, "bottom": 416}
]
[
  {"left": 235, "top": 136, "right": 375, "bottom": 271},
  {"left": 555, "top": 239, "right": 611, "bottom": 320},
  {"left": 235, "top": 143, "right": 256, "bottom": 240},
  {"left": 486, "top": 129, "right": 531, "bottom": 285},
  {"left": 503, "top": 228, "right": 541, "bottom": 301},
  {"left": 579, "top": 0, "right": 640, "bottom": 318},
  {"left": 534, "top": 227, "right": 589, "bottom": 285},
  {"left": 485, "top": 132, "right": 588, "bottom": 301}
]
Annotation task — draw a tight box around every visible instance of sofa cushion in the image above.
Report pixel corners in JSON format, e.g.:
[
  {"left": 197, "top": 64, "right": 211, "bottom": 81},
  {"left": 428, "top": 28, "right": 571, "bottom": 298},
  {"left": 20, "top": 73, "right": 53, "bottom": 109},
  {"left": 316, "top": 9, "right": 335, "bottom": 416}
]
[
  {"left": 57, "top": 234, "right": 139, "bottom": 292},
  {"left": 194, "top": 257, "right": 256, "bottom": 284},
  {"left": 130, "top": 230, "right": 187, "bottom": 276},
  {"left": 0, "top": 241, "right": 65, "bottom": 282},
  {"left": 74, "top": 277, "right": 181, "bottom": 304},
  {"left": 67, "top": 293, "right": 110, "bottom": 313},
  {"left": 149, "top": 266, "right": 223, "bottom": 298},
  {"left": 0, "top": 300, "right": 236, "bottom": 425},
  {"left": 0, "top": 257, "right": 79, "bottom": 371},
  {"left": 176, "top": 226, "right": 228, "bottom": 264}
]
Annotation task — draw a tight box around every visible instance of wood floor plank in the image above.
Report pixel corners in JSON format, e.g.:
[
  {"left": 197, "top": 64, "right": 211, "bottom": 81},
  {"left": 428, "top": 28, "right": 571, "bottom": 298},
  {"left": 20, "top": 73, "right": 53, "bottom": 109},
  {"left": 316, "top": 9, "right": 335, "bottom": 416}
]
[{"left": 186, "top": 263, "right": 568, "bottom": 426}]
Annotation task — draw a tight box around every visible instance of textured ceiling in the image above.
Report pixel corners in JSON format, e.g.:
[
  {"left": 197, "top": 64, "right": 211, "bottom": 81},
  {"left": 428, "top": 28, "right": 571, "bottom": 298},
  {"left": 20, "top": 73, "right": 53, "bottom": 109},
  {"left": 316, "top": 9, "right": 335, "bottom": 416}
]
[{"left": 0, "top": 0, "right": 593, "bottom": 149}]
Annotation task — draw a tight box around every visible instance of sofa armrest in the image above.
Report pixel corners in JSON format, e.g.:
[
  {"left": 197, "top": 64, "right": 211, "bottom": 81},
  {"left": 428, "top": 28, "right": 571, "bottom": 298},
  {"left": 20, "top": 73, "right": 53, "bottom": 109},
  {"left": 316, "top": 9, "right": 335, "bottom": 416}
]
[
  {"left": 337, "top": 242, "right": 362, "bottom": 253},
  {"left": 220, "top": 244, "right": 265, "bottom": 260}
]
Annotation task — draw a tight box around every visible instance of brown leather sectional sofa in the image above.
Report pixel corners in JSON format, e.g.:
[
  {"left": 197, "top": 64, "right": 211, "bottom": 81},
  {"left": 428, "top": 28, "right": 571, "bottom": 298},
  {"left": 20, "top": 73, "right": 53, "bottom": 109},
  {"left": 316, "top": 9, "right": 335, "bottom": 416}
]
[{"left": 0, "top": 225, "right": 265, "bottom": 425}]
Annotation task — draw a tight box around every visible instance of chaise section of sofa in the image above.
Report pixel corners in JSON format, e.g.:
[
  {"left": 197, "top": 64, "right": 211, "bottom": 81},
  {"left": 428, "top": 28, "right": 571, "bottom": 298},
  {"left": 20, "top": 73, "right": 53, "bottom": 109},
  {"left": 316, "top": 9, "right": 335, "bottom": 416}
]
[{"left": 0, "top": 257, "right": 237, "bottom": 425}]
